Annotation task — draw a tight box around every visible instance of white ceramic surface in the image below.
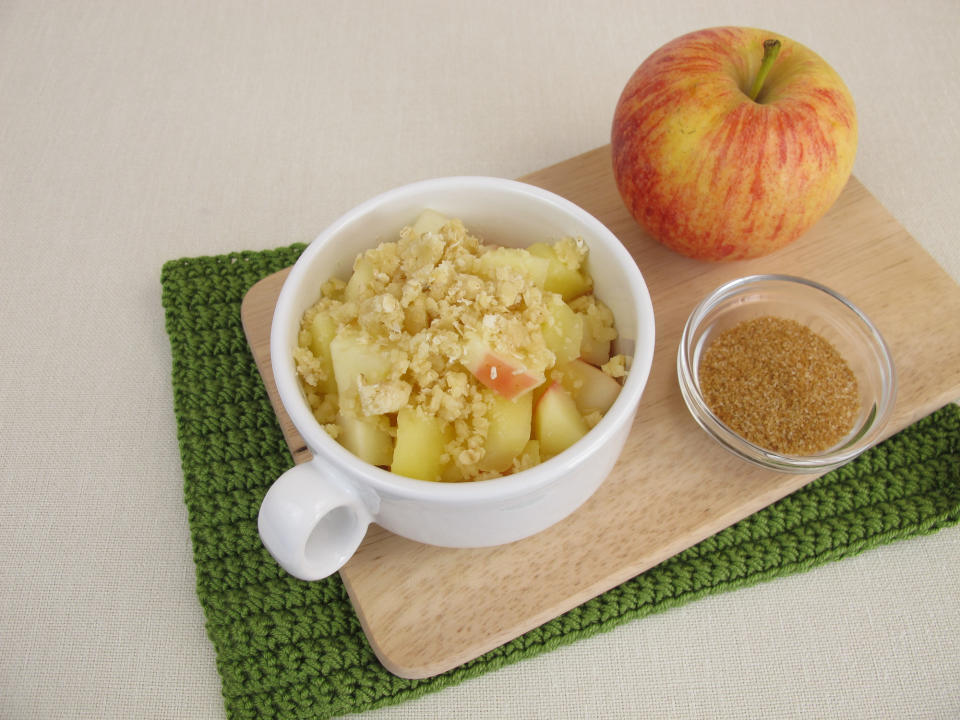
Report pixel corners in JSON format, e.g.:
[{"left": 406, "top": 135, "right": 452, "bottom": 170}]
[{"left": 258, "top": 176, "right": 656, "bottom": 580}]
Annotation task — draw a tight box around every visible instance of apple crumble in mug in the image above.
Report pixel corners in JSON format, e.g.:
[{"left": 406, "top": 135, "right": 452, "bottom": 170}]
[
  {"left": 258, "top": 176, "right": 655, "bottom": 580},
  {"left": 292, "top": 210, "right": 629, "bottom": 482}
]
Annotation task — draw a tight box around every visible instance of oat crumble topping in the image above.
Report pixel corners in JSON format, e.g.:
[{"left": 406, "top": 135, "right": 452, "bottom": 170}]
[{"left": 294, "top": 215, "right": 627, "bottom": 480}]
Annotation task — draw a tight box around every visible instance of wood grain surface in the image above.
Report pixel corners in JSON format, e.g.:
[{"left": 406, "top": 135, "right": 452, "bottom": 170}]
[{"left": 241, "top": 145, "right": 960, "bottom": 679}]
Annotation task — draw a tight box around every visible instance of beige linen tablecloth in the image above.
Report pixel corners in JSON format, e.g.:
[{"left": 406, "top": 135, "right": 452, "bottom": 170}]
[{"left": 2, "top": 2, "right": 958, "bottom": 718}]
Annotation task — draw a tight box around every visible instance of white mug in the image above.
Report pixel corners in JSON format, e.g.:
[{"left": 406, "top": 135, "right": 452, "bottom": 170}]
[{"left": 258, "top": 177, "right": 656, "bottom": 580}]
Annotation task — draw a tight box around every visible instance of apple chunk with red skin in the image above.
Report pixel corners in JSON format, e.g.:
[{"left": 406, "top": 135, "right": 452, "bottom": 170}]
[
  {"left": 611, "top": 26, "right": 857, "bottom": 260},
  {"left": 461, "top": 336, "right": 544, "bottom": 400}
]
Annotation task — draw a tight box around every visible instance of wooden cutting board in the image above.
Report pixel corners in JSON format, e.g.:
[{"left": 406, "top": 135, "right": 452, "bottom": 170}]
[{"left": 241, "top": 144, "right": 960, "bottom": 679}]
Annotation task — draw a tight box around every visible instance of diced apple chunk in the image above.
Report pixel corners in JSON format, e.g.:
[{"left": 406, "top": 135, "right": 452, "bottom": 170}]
[
  {"left": 344, "top": 255, "right": 375, "bottom": 301},
  {"left": 557, "top": 359, "right": 622, "bottom": 414},
  {"left": 531, "top": 378, "right": 551, "bottom": 408},
  {"left": 440, "top": 461, "right": 465, "bottom": 483},
  {"left": 527, "top": 242, "right": 592, "bottom": 301},
  {"left": 480, "top": 391, "right": 533, "bottom": 472},
  {"left": 391, "top": 407, "right": 446, "bottom": 481},
  {"left": 579, "top": 314, "right": 612, "bottom": 366},
  {"left": 533, "top": 382, "right": 589, "bottom": 458},
  {"left": 461, "top": 336, "right": 544, "bottom": 399},
  {"left": 515, "top": 439, "right": 541, "bottom": 469},
  {"left": 541, "top": 296, "right": 583, "bottom": 367},
  {"left": 306, "top": 310, "right": 339, "bottom": 394},
  {"left": 411, "top": 209, "right": 451, "bottom": 237},
  {"left": 478, "top": 247, "right": 549, "bottom": 288},
  {"left": 336, "top": 413, "right": 393, "bottom": 467},
  {"left": 328, "top": 328, "right": 393, "bottom": 398}
]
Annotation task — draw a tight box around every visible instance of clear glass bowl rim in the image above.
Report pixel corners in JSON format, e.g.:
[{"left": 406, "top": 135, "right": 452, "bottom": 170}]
[{"left": 677, "top": 273, "right": 897, "bottom": 473}]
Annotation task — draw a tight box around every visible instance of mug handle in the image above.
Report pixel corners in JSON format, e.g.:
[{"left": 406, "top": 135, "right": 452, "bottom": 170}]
[{"left": 258, "top": 460, "right": 373, "bottom": 581}]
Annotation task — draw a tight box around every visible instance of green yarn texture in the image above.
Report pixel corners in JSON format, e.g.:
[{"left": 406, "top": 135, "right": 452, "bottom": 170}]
[{"left": 161, "top": 246, "right": 960, "bottom": 720}]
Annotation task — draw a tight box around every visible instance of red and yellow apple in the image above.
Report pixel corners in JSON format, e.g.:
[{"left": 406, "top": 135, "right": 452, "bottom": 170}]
[{"left": 611, "top": 27, "right": 857, "bottom": 260}]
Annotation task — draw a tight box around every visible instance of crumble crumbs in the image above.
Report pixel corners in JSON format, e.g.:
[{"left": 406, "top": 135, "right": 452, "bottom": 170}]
[{"left": 295, "top": 215, "right": 624, "bottom": 480}]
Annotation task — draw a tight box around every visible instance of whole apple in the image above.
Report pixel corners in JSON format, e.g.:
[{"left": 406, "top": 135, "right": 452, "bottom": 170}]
[{"left": 611, "top": 27, "right": 857, "bottom": 260}]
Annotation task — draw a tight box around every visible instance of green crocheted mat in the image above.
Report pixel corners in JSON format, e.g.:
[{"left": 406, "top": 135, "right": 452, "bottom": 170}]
[{"left": 161, "top": 245, "right": 960, "bottom": 720}]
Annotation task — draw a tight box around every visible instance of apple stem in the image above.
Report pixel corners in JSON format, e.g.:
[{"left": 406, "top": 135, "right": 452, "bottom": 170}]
[{"left": 749, "top": 39, "right": 781, "bottom": 101}]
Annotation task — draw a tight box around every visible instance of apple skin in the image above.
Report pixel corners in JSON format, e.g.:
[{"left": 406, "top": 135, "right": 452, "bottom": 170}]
[
  {"left": 611, "top": 27, "right": 857, "bottom": 261},
  {"left": 461, "top": 336, "right": 545, "bottom": 399}
]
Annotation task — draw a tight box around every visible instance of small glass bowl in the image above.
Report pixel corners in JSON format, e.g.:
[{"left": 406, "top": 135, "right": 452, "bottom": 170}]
[{"left": 677, "top": 274, "right": 897, "bottom": 473}]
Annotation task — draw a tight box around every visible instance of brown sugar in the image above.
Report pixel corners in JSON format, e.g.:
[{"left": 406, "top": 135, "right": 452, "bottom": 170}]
[{"left": 698, "top": 316, "right": 860, "bottom": 455}]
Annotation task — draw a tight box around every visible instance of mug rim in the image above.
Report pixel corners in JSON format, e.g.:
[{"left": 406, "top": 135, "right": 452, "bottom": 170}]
[{"left": 270, "top": 175, "right": 655, "bottom": 503}]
